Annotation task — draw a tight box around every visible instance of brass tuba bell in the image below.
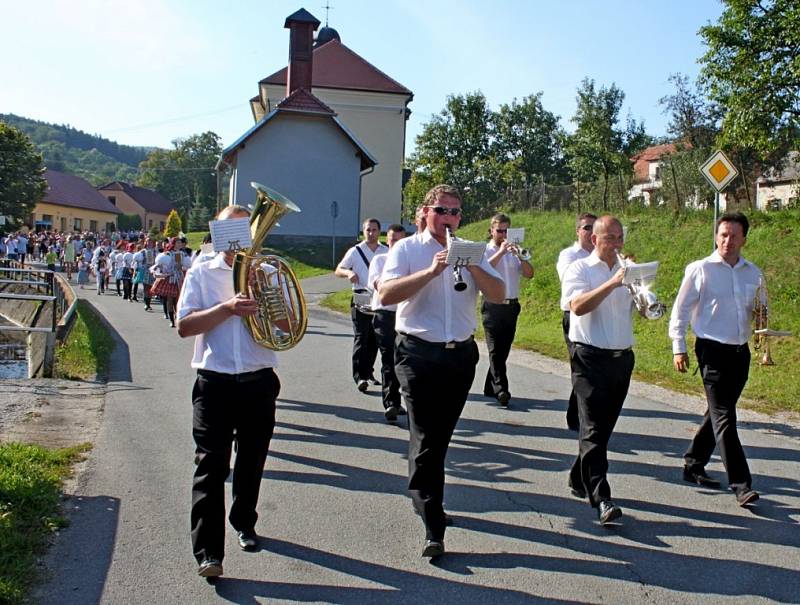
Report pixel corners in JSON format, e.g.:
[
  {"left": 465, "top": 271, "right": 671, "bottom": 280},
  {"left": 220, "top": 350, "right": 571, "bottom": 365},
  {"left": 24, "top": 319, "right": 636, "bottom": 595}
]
[{"left": 232, "top": 182, "right": 308, "bottom": 351}]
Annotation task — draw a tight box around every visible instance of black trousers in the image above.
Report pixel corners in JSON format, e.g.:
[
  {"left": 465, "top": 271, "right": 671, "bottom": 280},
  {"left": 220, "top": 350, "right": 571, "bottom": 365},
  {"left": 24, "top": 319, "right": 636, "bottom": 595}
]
[
  {"left": 372, "top": 310, "right": 401, "bottom": 409},
  {"left": 394, "top": 334, "right": 478, "bottom": 541},
  {"left": 481, "top": 300, "right": 520, "bottom": 397},
  {"left": 190, "top": 368, "right": 280, "bottom": 564},
  {"left": 569, "top": 344, "right": 634, "bottom": 507},
  {"left": 684, "top": 338, "right": 752, "bottom": 491},
  {"left": 562, "top": 311, "right": 579, "bottom": 430},
  {"left": 350, "top": 304, "right": 378, "bottom": 383}
]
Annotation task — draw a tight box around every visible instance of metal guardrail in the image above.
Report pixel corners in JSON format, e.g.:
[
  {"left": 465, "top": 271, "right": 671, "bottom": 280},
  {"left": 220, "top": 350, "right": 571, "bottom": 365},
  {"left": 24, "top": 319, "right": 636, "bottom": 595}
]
[{"left": 0, "top": 259, "right": 79, "bottom": 376}]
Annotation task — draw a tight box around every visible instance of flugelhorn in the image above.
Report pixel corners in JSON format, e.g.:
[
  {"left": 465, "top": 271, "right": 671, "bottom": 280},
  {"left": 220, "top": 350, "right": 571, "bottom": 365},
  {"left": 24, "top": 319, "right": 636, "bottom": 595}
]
[
  {"left": 446, "top": 227, "right": 468, "bottom": 291},
  {"left": 616, "top": 252, "right": 666, "bottom": 320},
  {"left": 752, "top": 275, "right": 791, "bottom": 365},
  {"left": 232, "top": 182, "right": 307, "bottom": 351}
]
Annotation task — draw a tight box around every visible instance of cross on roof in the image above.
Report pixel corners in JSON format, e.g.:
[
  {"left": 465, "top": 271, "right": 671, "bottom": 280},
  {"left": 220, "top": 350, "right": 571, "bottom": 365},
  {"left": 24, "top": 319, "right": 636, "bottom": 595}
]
[{"left": 322, "top": 1, "right": 333, "bottom": 26}]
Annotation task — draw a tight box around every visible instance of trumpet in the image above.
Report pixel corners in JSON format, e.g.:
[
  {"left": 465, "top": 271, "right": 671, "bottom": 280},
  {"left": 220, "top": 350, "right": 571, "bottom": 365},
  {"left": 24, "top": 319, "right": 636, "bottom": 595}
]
[
  {"left": 616, "top": 252, "right": 666, "bottom": 320},
  {"left": 507, "top": 242, "right": 531, "bottom": 262},
  {"left": 752, "top": 275, "right": 791, "bottom": 365},
  {"left": 446, "top": 227, "right": 468, "bottom": 292}
]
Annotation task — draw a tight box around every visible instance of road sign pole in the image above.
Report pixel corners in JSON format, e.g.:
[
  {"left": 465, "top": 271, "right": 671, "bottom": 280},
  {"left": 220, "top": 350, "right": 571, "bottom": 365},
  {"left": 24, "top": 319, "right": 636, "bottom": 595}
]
[{"left": 713, "top": 191, "right": 719, "bottom": 251}]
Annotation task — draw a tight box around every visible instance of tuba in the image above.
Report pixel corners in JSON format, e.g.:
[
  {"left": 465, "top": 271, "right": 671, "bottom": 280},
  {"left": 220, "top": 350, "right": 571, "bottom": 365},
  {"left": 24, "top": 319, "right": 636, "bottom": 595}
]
[
  {"left": 232, "top": 182, "right": 308, "bottom": 351},
  {"left": 752, "top": 275, "right": 790, "bottom": 365}
]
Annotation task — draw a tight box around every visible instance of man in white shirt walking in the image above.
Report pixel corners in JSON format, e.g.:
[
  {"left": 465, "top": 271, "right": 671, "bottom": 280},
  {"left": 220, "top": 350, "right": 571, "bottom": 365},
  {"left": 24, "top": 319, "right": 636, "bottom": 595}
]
[
  {"left": 335, "top": 218, "right": 387, "bottom": 392},
  {"left": 561, "top": 215, "right": 633, "bottom": 526},
  {"left": 368, "top": 223, "right": 407, "bottom": 422},
  {"left": 176, "top": 205, "right": 282, "bottom": 579},
  {"left": 669, "top": 211, "right": 761, "bottom": 507},
  {"left": 380, "top": 184, "right": 504, "bottom": 558},
  {"left": 481, "top": 213, "right": 533, "bottom": 407},
  {"left": 556, "top": 213, "right": 597, "bottom": 430}
]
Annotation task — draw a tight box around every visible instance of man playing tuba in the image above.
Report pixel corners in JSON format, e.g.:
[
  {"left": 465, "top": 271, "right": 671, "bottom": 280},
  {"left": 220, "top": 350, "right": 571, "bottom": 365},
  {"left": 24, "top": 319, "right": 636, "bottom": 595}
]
[{"left": 669, "top": 211, "right": 762, "bottom": 507}]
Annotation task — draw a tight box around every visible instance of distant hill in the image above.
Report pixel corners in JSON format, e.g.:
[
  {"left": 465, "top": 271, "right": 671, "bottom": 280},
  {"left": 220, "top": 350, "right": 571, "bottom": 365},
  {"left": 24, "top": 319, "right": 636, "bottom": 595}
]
[{"left": 0, "top": 113, "right": 155, "bottom": 186}]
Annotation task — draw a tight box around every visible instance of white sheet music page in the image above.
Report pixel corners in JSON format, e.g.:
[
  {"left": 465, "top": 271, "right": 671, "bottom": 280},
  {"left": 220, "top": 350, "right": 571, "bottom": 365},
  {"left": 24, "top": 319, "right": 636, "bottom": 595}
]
[
  {"left": 507, "top": 228, "right": 525, "bottom": 245},
  {"left": 622, "top": 261, "right": 659, "bottom": 285},
  {"left": 446, "top": 240, "right": 487, "bottom": 266},
  {"left": 209, "top": 217, "right": 252, "bottom": 252}
]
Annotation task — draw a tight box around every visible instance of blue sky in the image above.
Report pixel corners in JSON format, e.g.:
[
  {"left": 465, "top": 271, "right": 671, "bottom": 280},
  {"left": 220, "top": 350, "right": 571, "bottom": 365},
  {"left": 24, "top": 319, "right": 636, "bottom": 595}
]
[{"left": 0, "top": 0, "right": 724, "bottom": 154}]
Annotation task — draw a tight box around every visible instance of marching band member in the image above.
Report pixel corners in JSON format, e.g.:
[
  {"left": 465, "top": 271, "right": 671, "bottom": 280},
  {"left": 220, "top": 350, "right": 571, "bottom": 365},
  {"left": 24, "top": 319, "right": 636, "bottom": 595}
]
[
  {"left": 335, "top": 218, "right": 387, "bottom": 392},
  {"left": 561, "top": 215, "right": 633, "bottom": 526},
  {"left": 669, "top": 211, "right": 761, "bottom": 507},
  {"left": 481, "top": 213, "right": 533, "bottom": 407},
  {"left": 368, "top": 223, "right": 407, "bottom": 422},
  {"left": 556, "top": 213, "right": 597, "bottom": 430},
  {"left": 380, "top": 184, "right": 504, "bottom": 558},
  {"left": 176, "top": 205, "right": 282, "bottom": 579}
]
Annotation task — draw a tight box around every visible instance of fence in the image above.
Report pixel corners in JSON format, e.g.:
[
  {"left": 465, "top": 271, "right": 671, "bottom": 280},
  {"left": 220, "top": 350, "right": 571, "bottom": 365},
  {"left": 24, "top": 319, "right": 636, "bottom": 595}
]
[{"left": 0, "top": 259, "right": 78, "bottom": 377}]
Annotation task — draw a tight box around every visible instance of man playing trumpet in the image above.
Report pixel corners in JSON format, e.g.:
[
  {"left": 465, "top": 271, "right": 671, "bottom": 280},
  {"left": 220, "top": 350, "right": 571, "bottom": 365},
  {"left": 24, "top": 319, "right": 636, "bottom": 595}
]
[
  {"left": 481, "top": 213, "right": 533, "bottom": 407},
  {"left": 379, "top": 184, "right": 504, "bottom": 558},
  {"left": 669, "top": 211, "right": 761, "bottom": 507}
]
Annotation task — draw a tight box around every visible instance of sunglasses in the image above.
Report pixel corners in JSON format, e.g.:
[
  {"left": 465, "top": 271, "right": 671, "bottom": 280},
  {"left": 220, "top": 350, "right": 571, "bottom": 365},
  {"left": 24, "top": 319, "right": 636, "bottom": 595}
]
[
  {"left": 580, "top": 224, "right": 594, "bottom": 231},
  {"left": 429, "top": 206, "right": 462, "bottom": 216},
  {"left": 494, "top": 228, "right": 508, "bottom": 233}
]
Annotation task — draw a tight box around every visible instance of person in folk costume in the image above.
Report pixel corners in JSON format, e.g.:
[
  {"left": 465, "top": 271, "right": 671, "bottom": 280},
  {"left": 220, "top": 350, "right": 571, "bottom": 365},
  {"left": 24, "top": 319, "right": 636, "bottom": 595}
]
[
  {"left": 120, "top": 242, "right": 136, "bottom": 301},
  {"left": 151, "top": 237, "right": 190, "bottom": 327},
  {"left": 133, "top": 237, "right": 157, "bottom": 311},
  {"left": 94, "top": 250, "right": 108, "bottom": 295}
]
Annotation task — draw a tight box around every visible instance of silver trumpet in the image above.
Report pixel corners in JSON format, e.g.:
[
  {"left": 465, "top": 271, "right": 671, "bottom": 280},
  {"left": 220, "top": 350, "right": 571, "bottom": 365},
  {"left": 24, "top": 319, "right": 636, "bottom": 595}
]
[
  {"left": 508, "top": 243, "right": 531, "bottom": 262},
  {"left": 616, "top": 252, "right": 666, "bottom": 320},
  {"left": 446, "top": 227, "right": 468, "bottom": 292}
]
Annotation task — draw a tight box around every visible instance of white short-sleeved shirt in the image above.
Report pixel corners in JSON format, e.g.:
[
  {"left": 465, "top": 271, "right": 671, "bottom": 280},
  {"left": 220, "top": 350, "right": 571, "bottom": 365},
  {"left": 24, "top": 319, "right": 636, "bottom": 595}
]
[
  {"left": 338, "top": 241, "right": 387, "bottom": 291},
  {"left": 177, "top": 252, "right": 278, "bottom": 373},
  {"left": 382, "top": 230, "right": 501, "bottom": 343},
  {"left": 668, "top": 251, "right": 763, "bottom": 354},
  {"left": 557, "top": 242, "right": 591, "bottom": 311},
  {"left": 368, "top": 252, "right": 397, "bottom": 312},
  {"left": 561, "top": 252, "right": 634, "bottom": 350},
  {"left": 484, "top": 241, "right": 524, "bottom": 299}
]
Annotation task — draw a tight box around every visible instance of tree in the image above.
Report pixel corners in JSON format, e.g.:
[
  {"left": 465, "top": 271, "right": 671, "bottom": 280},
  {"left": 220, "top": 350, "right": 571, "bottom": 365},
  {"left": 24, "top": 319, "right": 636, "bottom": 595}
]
[
  {"left": 138, "top": 131, "right": 221, "bottom": 224},
  {"left": 0, "top": 121, "right": 47, "bottom": 227},
  {"left": 699, "top": 0, "right": 800, "bottom": 155},
  {"left": 189, "top": 198, "right": 211, "bottom": 231},
  {"left": 565, "top": 79, "right": 649, "bottom": 210},
  {"left": 118, "top": 213, "right": 143, "bottom": 231},
  {"left": 163, "top": 209, "right": 182, "bottom": 238},
  {"left": 659, "top": 73, "right": 718, "bottom": 148},
  {"left": 492, "top": 93, "right": 567, "bottom": 205}
]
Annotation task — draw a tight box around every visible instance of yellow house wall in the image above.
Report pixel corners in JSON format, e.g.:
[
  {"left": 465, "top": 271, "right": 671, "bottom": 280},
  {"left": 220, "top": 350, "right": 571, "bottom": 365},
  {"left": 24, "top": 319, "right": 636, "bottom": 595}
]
[
  {"left": 97, "top": 190, "right": 169, "bottom": 231},
  {"left": 32, "top": 202, "right": 119, "bottom": 233}
]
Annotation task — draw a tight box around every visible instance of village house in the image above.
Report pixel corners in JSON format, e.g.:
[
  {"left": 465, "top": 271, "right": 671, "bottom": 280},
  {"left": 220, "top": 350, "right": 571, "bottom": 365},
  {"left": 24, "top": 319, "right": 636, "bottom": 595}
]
[
  {"left": 31, "top": 169, "right": 120, "bottom": 233},
  {"left": 96, "top": 181, "right": 175, "bottom": 232}
]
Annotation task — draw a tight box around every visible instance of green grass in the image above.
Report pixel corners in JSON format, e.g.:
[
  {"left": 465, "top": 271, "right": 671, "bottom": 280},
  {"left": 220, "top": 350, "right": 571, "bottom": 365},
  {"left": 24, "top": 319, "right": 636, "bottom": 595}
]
[
  {"left": 54, "top": 301, "right": 116, "bottom": 380},
  {"left": 323, "top": 208, "right": 800, "bottom": 414},
  {"left": 0, "top": 442, "right": 90, "bottom": 605}
]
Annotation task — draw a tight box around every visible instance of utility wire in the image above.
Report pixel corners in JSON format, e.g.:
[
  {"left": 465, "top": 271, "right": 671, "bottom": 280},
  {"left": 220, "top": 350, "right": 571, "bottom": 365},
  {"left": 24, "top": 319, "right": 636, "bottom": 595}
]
[{"left": 104, "top": 104, "right": 243, "bottom": 134}]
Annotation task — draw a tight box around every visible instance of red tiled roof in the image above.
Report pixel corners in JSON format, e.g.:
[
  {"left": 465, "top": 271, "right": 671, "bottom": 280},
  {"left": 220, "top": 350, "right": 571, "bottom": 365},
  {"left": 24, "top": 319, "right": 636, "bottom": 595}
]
[
  {"left": 631, "top": 143, "right": 688, "bottom": 183},
  {"left": 42, "top": 169, "right": 121, "bottom": 214},
  {"left": 97, "top": 181, "right": 175, "bottom": 215},
  {"left": 260, "top": 39, "right": 412, "bottom": 97},
  {"left": 276, "top": 88, "right": 335, "bottom": 114}
]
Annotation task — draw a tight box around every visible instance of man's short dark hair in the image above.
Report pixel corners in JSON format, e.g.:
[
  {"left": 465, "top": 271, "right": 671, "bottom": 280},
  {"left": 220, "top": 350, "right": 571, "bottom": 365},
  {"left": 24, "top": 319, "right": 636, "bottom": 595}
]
[
  {"left": 387, "top": 223, "right": 405, "bottom": 233},
  {"left": 576, "top": 213, "right": 598, "bottom": 228},
  {"left": 717, "top": 211, "right": 749, "bottom": 236},
  {"left": 491, "top": 213, "right": 511, "bottom": 226},
  {"left": 363, "top": 218, "right": 381, "bottom": 230}
]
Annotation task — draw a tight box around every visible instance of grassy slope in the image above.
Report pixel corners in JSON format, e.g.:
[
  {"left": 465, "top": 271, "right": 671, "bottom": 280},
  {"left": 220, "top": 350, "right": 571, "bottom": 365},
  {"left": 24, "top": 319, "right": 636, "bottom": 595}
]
[
  {"left": 325, "top": 209, "right": 799, "bottom": 414},
  {"left": 55, "top": 300, "right": 116, "bottom": 380}
]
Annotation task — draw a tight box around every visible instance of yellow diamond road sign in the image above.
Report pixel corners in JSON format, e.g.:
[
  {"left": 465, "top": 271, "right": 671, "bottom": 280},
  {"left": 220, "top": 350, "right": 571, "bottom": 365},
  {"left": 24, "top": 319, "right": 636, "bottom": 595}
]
[{"left": 700, "top": 150, "right": 738, "bottom": 192}]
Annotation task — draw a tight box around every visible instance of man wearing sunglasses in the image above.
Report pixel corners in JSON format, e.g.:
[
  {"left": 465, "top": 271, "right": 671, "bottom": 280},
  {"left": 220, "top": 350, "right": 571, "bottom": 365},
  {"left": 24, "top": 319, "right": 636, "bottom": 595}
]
[
  {"left": 379, "top": 184, "right": 504, "bottom": 559},
  {"left": 556, "top": 213, "right": 597, "bottom": 430},
  {"left": 481, "top": 213, "right": 534, "bottom": 407}
]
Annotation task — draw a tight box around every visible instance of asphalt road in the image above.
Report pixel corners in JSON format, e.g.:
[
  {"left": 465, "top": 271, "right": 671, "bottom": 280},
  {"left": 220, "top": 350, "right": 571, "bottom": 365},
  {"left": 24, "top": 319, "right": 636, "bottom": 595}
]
[{"left": 35, "top": 274, "right": 800, "bottom": 604}]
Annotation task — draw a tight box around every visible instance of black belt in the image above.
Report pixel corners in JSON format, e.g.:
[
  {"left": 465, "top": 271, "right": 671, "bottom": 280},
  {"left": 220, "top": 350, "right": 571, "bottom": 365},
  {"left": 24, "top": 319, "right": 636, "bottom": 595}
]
[
  {"left": 399, "top": 332, "right": 474, "bottom": 349},
  {"left": 197, "top": 368, "right": 274, "bottom": 383},
  {"left": 574, "top": 343, "right": 632, "bottom": 358},
  {"left": 696, "top": 337, "right": 749, "bottom": 353}
]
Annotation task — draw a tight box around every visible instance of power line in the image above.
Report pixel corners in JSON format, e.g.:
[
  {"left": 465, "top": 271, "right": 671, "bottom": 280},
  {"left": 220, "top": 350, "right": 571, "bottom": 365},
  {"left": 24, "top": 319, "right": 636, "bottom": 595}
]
[{"left": 104, "top": 104, "right": 243, "bottom": 134}]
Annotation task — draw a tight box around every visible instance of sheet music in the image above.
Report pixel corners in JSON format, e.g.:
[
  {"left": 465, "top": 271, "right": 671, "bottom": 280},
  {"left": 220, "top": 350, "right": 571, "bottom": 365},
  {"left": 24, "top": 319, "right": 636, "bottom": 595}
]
[
  {"left": 506, "top": 227, "right": 525, "bottom": 245},
  {"left": 209, "top": 217, "right": 252, "bottom": 252},
  {"left": 622, "top": 260, "right": 659, "bottom": 285},
  {"left": 446, "top": 240, "right": 487, "bottom": 267}
]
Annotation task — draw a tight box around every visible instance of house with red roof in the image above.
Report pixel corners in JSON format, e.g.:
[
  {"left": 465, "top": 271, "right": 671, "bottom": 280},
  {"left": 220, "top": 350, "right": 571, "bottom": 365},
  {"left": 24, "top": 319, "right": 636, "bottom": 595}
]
[
  {"left": 218, "top": 9, "right": 380, "bottom": 242},
  {"left": 96, "top": 181, "right": 175, "bottom": 232},
  {"left": 628, "top": 143, "right": 686, "bottom": 205},
  {"left": 236, "top": 8, "right": 413, "bottom": 231},
  {"left": 31, "top": 169, "right": 120, "bottom": 233}
]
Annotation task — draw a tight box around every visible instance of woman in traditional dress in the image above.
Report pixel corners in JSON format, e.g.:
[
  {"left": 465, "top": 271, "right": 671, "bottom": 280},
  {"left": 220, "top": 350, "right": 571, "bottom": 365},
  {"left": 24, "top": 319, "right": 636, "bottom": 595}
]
[
  {"left": 150, "top": 239, "right": 188, "bottom": 327},
  {"left": 132, "top": 238, "right": 156, "bottom": 310}
]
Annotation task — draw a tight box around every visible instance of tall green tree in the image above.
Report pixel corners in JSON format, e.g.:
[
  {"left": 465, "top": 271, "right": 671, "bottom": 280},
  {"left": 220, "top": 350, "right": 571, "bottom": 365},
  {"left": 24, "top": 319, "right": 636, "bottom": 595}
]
[
  {"left": 0, "top": 122, "right": 47, "bottom": 227},
  {"left": 659, "top": 73, "right": 718, "bottom": 148},
  {"left": 699, "top": 0, "right": 800, "bottom": 155},
  {"left": 138, "top": 131, "right": 221, "bottom": 223},
  {"left": 492, "top": 93, "right": 567, "bottom": 205}
]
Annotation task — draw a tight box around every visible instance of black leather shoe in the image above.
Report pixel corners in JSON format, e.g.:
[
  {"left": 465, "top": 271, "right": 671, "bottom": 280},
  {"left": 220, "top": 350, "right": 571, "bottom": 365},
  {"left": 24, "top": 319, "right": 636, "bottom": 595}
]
[
  {"left": 421, "top": 540, "right": 445, "bottom": 558},
  {"left": 683, "top": 466, "right": 721, "bottom": 488},
  {"left": 397, "top": 406, "right": 407, "bottom": 416},
  {"left": 598, "top": 500, "right": 622, "bottom": 525},
  {"left": 568, "top": 480, "right": 586, "bottom": 499},
  {"left": 197, "top": 558, "right": 223, "bottom": 577},
  {"left": 369, "top": 375, "right": 381, "bottom": 386},
  {"left": 237, "top": 529, "right": 259, "bottom": 551},
  {"left": 357, "top": 379, "right": 369, "bottom": 393},
  {"left": 736, "top": 488, "right": 759, "bottom": 507},
  {"left": 497, "top": 391, "right": 510, "bottom": 407},
  {"left": 384, "top": 406, "right": 399, "bottom": 422}
]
